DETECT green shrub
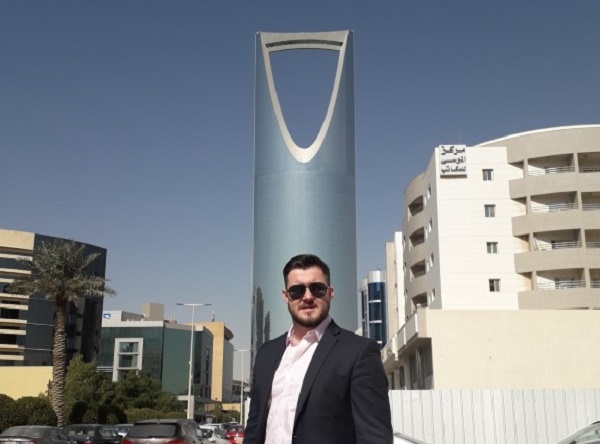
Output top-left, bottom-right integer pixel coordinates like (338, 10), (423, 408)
(98, 405), (127, 425)
(0, 394), (16, 432)
(82, 405), (99, 423)
(67, 401), (88, 424)
(125, 408), (163, 423)
(159, 411), (186, 419)
(14, 396), (56, 426)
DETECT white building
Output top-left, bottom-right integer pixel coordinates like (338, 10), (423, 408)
(382, 125), (600, 390)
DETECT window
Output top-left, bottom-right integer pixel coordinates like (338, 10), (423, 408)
(484, 204), (496, 218)
(489, 279), (500, 292)
(482, 169), (494, 181)
(487, 242), (498, 254)
(113, 338), (143, 380)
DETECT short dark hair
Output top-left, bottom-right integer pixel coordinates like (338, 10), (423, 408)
(283, 254), (331, 287)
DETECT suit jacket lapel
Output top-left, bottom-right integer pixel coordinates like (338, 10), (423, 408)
(293, 321), (340, 425)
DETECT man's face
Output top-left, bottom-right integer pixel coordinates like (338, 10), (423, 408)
(283, 266), (334, 330)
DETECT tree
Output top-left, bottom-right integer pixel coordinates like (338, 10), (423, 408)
(112, 371), (183, 413)
(64, 355), (115, 417)
(0, 394), (16, 432)
(64, 355), (116, 421)
(8, 239), (115, 426)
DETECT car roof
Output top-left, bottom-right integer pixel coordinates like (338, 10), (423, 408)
(134, 419), (184, 424)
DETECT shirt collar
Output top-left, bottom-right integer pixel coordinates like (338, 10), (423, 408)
(286, 316), (332, 346)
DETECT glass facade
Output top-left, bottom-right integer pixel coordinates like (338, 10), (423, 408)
(252, 31), (358, 363)
(98, 324), (213, 400)
(360, 275), (387, 348)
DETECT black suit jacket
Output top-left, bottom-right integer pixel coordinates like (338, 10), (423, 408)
(244, 320), (393, 444)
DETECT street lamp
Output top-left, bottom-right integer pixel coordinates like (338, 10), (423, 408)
(176, 302), (213, 419)
(235, 349), (249, 425)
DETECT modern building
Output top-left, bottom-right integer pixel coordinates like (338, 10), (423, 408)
(97, 303), (239, 414)
(382, 125), (600, 390)
(195, 321), (234, 403)
(0, 229), (107, 367)
(359, 270), (387, 348)
(98, 304), (215, 415)
(252, 31), (358, 362)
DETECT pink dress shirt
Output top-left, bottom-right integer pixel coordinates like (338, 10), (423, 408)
(264, 316), (332, 444)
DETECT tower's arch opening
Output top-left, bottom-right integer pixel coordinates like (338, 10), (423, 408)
(269, 49), (339, 148)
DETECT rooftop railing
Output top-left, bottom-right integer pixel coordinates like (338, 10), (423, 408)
(534, 241), (581, 251)
(530, 203), (578, 213)
(528, 166), (575, 176)
(411, 269), (427, 279)
(583, 203), (600, 211)
(581, 167), (600, 173)
(536, 280), (586, 290)
(587, 242), (600, 248)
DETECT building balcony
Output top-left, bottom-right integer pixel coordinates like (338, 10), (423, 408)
(514, 249), (600, 273)
(408, 195), (424, 218)
(512, 210), (598, 237)
(510, 174), (579, 199)
(528, 165), (575, 176)
(536, 280), (586, 290)
(519, 287), (600, 309)
(530, 202), (578, 214)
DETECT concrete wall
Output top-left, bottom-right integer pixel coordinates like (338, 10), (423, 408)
(422, 309), (600, 389)
(0, 366), (52, 398)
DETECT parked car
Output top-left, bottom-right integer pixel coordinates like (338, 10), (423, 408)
(224, 425), (244, 444)
(122, 419), (209, 444)
(197, 427), (229, 444)
(63, 425), (121, 444)
(393, 432), (429, 444)
(113, 425), (132, 438)
(1, 426), (72, 444)
(557, 420), (600, 444)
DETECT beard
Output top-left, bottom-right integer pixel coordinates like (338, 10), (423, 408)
(289, 300), (330, 329)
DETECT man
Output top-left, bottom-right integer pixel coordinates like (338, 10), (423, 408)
(244, 254), (393, 444)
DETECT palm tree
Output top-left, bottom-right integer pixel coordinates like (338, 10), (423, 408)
(8, 239), (115, 426)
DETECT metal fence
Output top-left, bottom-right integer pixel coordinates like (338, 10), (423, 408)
(390, 389), (600, 444)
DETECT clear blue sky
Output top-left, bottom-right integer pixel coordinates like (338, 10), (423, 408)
(2, 1), (599, 377)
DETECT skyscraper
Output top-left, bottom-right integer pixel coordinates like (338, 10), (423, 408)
(252, 31), (357, 360)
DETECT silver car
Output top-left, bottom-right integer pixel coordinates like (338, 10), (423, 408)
(393, 432), (429, 444)
(557, 421), (600, 444)
(197, 427), (228, 444)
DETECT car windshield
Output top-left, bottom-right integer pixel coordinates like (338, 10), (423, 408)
(558, 422), (600, 444)
(199, 428), (212, 438)
(128, 424), (178, 438)
(65, 427), (97, 437)
(1, 427), (46, 439)
(227, 426), (244, 433)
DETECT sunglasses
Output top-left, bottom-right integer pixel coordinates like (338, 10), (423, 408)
(286, 282), (330, 301)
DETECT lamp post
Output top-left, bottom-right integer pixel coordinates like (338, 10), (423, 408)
(176, 302), (213, 419)
(235, 349), (249, 425)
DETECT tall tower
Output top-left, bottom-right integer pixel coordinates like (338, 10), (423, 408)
(252, 31), (357, 361)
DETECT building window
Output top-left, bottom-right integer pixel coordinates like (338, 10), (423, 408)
(482, 169), (494, 181)
(113, 338), (143, 382)
(489, 279), (500, 292)
(487, 242), (498, 254)
(484, 204), (496, 218)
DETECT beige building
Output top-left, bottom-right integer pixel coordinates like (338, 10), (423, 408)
(0, 366), (52, 399)
(195, 321), (234, 403)
(0, 229), (108, 399)
(382, 125), (600, 389)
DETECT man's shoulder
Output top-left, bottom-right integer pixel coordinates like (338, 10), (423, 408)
(329, 321), (378, 346)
